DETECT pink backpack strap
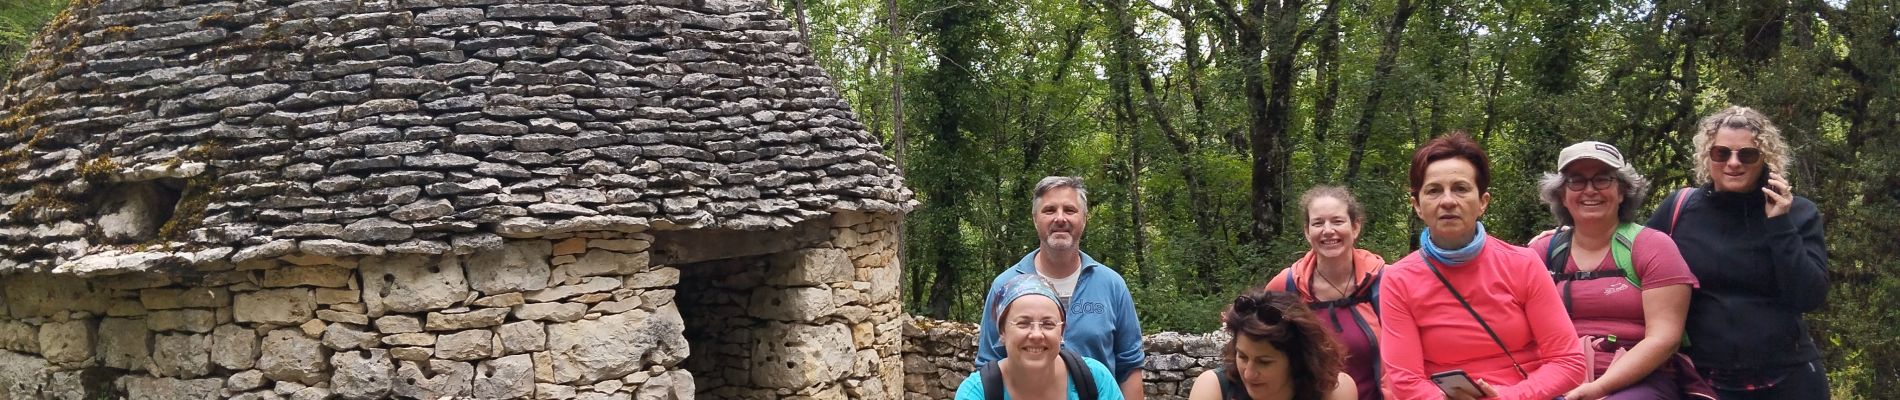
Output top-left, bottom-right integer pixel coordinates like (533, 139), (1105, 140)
(1669, 187), (1696, 233)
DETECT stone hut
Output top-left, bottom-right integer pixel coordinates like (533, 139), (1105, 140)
(0, 0), (911, 398)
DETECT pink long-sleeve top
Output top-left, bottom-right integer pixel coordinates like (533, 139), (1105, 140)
(1379, 235), (1587, 400)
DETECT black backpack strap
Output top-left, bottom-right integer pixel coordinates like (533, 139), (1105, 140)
(982, 349), (1101, 400)
(1426, 257), (1530, 379)
(981, 361), (1004, 400)
(1214, 366), (1248, 400)
(1060, 348), (1099, 400)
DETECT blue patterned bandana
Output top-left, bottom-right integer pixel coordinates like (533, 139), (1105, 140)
(992, 274), (1066, 325)
(1421, 222), (1487, 266)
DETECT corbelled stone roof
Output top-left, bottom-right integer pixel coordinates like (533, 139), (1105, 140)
(0, 0), (911, 275)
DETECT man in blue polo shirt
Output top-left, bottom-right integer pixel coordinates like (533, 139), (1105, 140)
(975, 176), (1146, 399)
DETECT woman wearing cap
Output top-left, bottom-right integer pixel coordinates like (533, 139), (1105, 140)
(957, 275), (1125, 400)
(1266, 185), (1387, 400)
(1379, 132), (1586, 400)
(1187, 289), (1357, 400)
(1646, 106), (1829, 399)
(1527, 141), (1700, 400)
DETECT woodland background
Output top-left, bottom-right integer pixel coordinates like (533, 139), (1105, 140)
(3, 0), (1896, 397)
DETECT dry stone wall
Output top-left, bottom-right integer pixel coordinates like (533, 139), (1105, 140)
(901, 318), (1229, 400)
(0, 210), (905, 399)
(0, 232), (691, 399)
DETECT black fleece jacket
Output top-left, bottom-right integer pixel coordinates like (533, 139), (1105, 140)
(1647, 186), (1829, 371)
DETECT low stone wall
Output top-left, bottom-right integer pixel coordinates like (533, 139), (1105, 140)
(0, 210), (906, 400)
(902, 318), (1228, 400)
(0, 233), (689, 400)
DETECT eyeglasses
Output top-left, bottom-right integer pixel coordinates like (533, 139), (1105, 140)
(1012, 320), (1063, 332)
(1709, 146), (1763, 165)
(1564, 175), (1616, 191)
(1232, 295), (1285, 325)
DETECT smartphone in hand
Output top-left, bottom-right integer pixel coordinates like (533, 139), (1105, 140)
(1431, 369), (1480, 397)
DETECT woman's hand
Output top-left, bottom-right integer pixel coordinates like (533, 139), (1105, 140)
(1764, 171), (1792, 218)
(1562, 382), (1603, 400)
(1445, 379), (1499, 400)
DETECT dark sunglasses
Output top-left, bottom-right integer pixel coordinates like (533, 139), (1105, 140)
(1233, 295), (1285, 325)
(1563, 175), (1616, 191)
(1709, 146), (1762, 165)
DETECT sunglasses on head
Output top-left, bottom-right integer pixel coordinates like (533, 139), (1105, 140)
(1233, 295), (1285, 325)
(1709, 146), (1763, 165)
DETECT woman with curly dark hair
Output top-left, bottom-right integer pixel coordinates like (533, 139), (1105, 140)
(1187, 289), (1356, 400)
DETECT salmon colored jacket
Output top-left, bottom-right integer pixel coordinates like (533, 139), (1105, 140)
(1266, 248), (1388, 335)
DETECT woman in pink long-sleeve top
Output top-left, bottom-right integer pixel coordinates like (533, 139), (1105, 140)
(1380, 132), (1586, 400)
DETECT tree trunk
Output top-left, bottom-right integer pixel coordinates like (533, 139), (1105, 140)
(1345, 0), (1415, 185)
(1308, 0), (1343, 179)
(792, 0), (812, 43)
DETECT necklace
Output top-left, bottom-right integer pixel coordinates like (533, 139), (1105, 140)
(1309, 257), (1356, 300)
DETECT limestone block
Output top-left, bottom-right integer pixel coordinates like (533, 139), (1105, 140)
(473, 354), (534, 399)
(767, 248), (853, 286)
(0, 350), (48, 399)
(234, 288), (317, 325)
(392, 359), (473, 399)
(867, 266), (900, 303)
(148, 309), (217, 333)
(121, 376), (223, 400)
(748, 286), (835, 322)
(436, 329), (494, 361)
(382, 333), (436, 347)
(259, 329), (329, 385)
(513, 302), (586, 322)
(751, 322), (855, 389)
(633, 370), (694, 400)
(465, 240), (552, 294)
(426, 307), (510, 330)
(97, 318), (151, 371)
(374, 315), (422, 334)
(559, 249), (643, 282)
(0, 321), (37, 353)
(588, 297), (641, 315)
(151, 333), (211, 378)
(301, 319), (327, 337)
(323, 323), (379, 350)
(38, 319), (94, 367)
(536, 382), (576, 399)
(623, 265), (676, 290)
(291, 386), (331, 400)
(552, 238), (587, 256)
(227, 369), (267, 391)
(315, 288), (360, 304)
(498, 321), (547, 354)
(389, 347), (432, 361)
(361, 254), (469, 315)
(262, 266), (355, 288)
(331, 348), (393, 399)
(5, 275), (111, 317)
(472, 292), (525, 308)
(545, 311), (651, 384)
(210, 324), (256, 370)
(140, 287), (230, 310)
(525, 277), (619, 302)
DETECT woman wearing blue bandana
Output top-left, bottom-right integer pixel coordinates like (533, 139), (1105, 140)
(1378, 133), (1586, 400)
(957, 275), (1124, 400)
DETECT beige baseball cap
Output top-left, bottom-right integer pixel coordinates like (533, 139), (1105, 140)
(1557, 141), (1626, 170)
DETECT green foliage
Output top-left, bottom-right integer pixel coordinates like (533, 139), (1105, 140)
(0, 0), (66, 84)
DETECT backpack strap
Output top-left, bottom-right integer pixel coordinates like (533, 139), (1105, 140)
(983, 349), (1099, 400)
(1668, 187), (1697, 234)
(1610, 222), (1644, 288)
(981, 360), (1004, 400)
(1060, 348), (1099, 400)
(1283, 270), (1297, 293)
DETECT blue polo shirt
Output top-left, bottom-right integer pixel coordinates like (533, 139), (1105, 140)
(974, 250), (1146, 381)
